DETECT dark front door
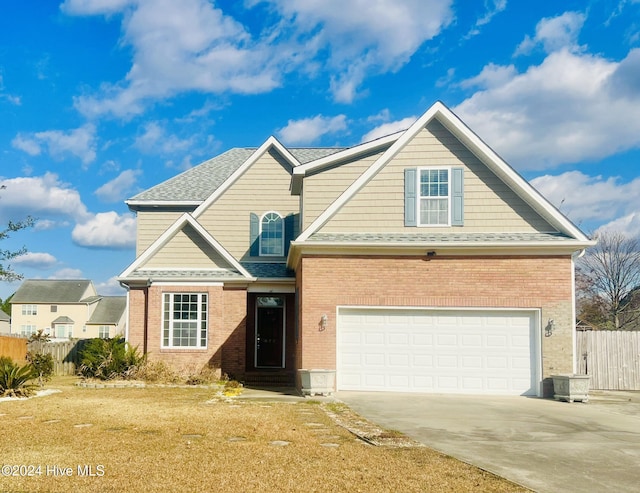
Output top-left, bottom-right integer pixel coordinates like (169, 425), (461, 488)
(255, 296), (284, 368)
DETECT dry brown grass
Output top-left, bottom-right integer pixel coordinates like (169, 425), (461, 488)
(0, 377), (529, 493)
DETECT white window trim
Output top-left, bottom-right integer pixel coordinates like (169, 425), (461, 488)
(161, 292), (208, 350)
(22, 304), (38, 316)
(417, 166), (452, 227)
(259, 211), (285, 257)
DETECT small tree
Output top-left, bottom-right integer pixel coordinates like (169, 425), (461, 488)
(0, 218), (35, 282)
(577, 231), (640, 330)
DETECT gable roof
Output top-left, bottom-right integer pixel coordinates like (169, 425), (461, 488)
(118, 213), (254, 281)
(295, 101), (592, 244)
(0, 311), (9, 322)
(127, 144), (342, 209)
(87, 297), (126, 325)
(11, 280), (96, 304)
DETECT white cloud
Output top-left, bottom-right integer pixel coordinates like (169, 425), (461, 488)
(0, 173), (90, 224)
(50, 268), (84, 279)
(515, 11), (586, 56)
(453, 46), (640, 170)
(596, 212), (640, 238)
(134, 122), (194, 154)
(95, 276), (128, 296)
(64, 0), (454, 116)
(277, 114), (348, 145)
(12, 124), (97, 166)
(95, 169), (142, 203)
(531, 171), (640, 227)
(68, 0), (282, 118)
(12, 252), (58, 269)
(361, 116), (416, 143)
(0, 74), (22, 105)
(259, 0), (454, 103)
(72, 211), (136, 249)
(11, 135), (41, 156)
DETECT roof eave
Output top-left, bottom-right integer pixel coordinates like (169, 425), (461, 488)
(286, 239), (595, 269)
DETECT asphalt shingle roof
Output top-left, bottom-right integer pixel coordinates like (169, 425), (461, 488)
(11, 280), (95, 304)
(87, 297), (126, 325)
(241, 262), (294, 278)
(129, 147), (343, 203)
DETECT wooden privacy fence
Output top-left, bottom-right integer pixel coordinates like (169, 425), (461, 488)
(576, 330), (640, 390)
(0, 335), (27, 362)
(27, 340), (90, 376)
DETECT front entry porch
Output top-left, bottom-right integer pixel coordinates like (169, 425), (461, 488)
(244, 292), (296, 386)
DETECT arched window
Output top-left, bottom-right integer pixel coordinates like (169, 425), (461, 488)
(260, 212), (284, 256)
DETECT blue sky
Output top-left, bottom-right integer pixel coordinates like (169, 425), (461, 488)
(2, 0), (640, 300)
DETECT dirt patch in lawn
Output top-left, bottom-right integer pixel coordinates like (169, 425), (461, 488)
(0, 377), (529, 492)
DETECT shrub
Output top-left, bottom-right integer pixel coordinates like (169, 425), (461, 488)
(78, 338), (145, 380)
(26, 352), (54, 385)
(134, 360), (180, 384)
(0, 359), (37, 398)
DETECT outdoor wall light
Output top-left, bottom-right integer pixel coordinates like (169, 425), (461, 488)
(545, 318), (555, 337)
(319, 314), (328, 331)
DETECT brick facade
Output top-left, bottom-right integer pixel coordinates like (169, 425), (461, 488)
(297, 254), (575, 396)
(127, 285), (247, 380)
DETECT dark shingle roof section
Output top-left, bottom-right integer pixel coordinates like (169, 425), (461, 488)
(87, 297), (126, 325)
(52, 316), (75, 324)
(241, 263), (294, 278)
(128, 147), (345, 204)
(307, 232), (573, 243)
(11, 280), (94, 304)
(0, 311), (9, 322)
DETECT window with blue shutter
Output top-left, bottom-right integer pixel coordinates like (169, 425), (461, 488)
(404, 168), (417, 227)
(407, 167), (464, 227)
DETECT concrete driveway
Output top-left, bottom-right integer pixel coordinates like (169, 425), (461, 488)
(336, 391), (640, 493)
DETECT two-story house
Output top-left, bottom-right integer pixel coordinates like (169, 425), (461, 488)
(10, 280), (126, 340)
(118, 101), (594, 396)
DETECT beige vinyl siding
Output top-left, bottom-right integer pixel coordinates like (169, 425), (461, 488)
(302, 150), (384, 229)
(136, 211), (184, 255)
(197, 149), (300, 260)
(320, 119), (556, 234)
(142, 225), (232, 269)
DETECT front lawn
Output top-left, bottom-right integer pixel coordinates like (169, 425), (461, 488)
(0, 377), (528, 492)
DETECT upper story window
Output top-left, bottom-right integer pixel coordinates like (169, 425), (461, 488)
(419, 169), (450, 226)
(162, 293), (208, 349)
(22, 304), (37, 316)
(405, 167), (464, 227)
(260, 212), (284, 256)
(51, 305), (57, 313)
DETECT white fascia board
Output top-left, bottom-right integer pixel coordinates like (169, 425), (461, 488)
(185, 215), (253, 279)
(125, 200), (202, 209)
(296, 104), (445, 242)
(118, 213), (254, 280)
(192, 136), (300, 219)
(436, 106), (591, 242)
(119, 213), (192, 278)
(290, 132), (401, 195)
(296, 101), (592, 243)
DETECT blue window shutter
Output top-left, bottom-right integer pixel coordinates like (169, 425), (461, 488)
(249, 213), (259, 256)
(451, 167), (464, 226)
(284, 214), (295, 256)
(404, 168), (417, 227)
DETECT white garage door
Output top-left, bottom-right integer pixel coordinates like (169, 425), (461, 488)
(337, 308), (539, 396)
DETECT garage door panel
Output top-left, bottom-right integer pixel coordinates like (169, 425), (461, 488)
(337, 308), (538, 396)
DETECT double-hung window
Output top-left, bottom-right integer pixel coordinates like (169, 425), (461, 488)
(22, 304), (37, 316)
(405, 167), (464, 227)
(419, 168), (450, 226)
(162, 293), (208, 348)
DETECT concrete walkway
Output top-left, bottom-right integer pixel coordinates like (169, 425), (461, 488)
(337, 390), (640, 493)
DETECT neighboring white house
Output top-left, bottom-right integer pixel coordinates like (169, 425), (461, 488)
(10, 279), (126, 340)
(0, 310), (10, 335)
